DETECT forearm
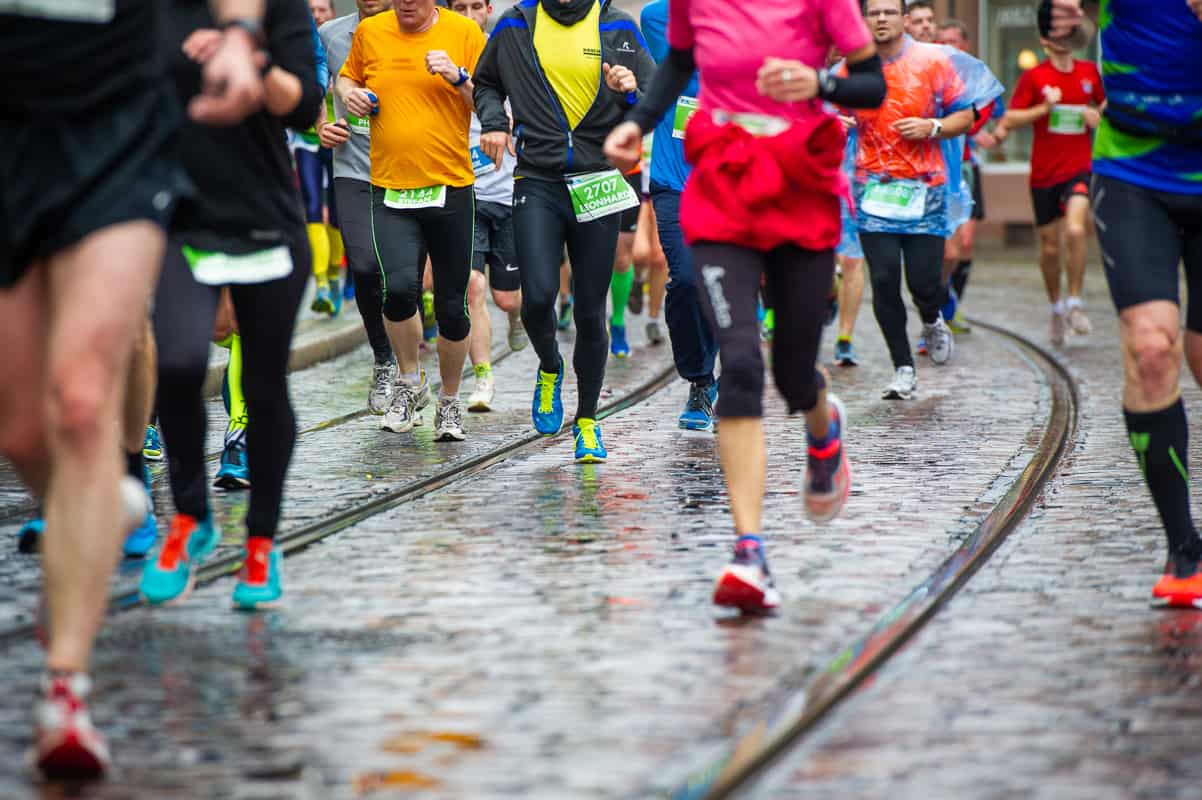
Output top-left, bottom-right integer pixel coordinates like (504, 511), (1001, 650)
(336, 74), (362, 104)
(210, 0), (264, 21)
(456, 80), (475, 113)
(626, 47), (695, 133)
(1002, 103), (1051, 129)
(821, 52), (885, 110)
(938, 108), (975, 138)
(263, 67), (303, 117)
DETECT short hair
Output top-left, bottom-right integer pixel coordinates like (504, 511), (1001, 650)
(863, 0), (905, 14)
(906, 0), (934, 12)
(939, 18), (971, 39)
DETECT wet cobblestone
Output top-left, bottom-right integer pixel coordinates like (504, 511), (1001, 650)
(0, 285), (1049, 797)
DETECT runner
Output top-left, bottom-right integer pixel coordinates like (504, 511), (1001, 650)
(1043, 0), (1202, 607)
(473, 0), (654, 462)
(0, 0), (265, 778)
(903, 0), (936, 43)
(311, 0), (335, 24)
(338, 0), (484, 440)
(1002, 25), (1103, 346)
(639, 0), (719, 431)
(296, 11), (339, 316)
(608, 0), (885, 610)
(849, 0), (995, 400)
(317, 0), (398, 415)
(609, 166), (644, 358)
(140, 0), (320, 616)
(448, 0), (527, 413)
(834, 108), (866, 367)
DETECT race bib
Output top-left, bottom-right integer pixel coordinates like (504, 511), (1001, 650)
(347, 113), (371, 136)
(470, 146), (495, 177)
(0, 0), (114, 22)
(181, 245), (294, 286)
(1048, 105), (1087, 135)
(861, 178), (929, 222)
(672, 96), (699, 140)
(384, 186), (447, 210)
(712, 110), (790, 138)
(565, 170), (640, 223)
(294, 129), (321, 152)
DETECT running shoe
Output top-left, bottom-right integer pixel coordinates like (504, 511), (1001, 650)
(941, 286), (958, 328)
(557, 295), (574, 330)
(532, 359), (564, 435)
(916, 337), (928, 356)
(1050, 308), (1067, 347)
(1152, 555), (1202, 609)
(17, 517), (43, 554)
(610, 323), (631, 358)
(310, 285), (334, 314)
(508, 318), (529, 352)
(142, 423), (164, 461)
(123, 464), (158, 558)
(834, 338), (858, 367)
(947, 310), (973, 334)
(1067, 306), (1092, 336)
(467, 371), (496, 412)
(713, 535), (780, 612)
(882, 365), (917, 400)
(645, 320), (665, 346)
(343, 273), (356, 300)
(232, 538), (282, 610)
(139, 513), (221, 605)
(628, 279), (645, 315)
(214, 434), (250, 490)
(573, 418), (607, 463)
(29, 672), (110, 780)
(434, 396), (467, 441)
(328, 278), (343, 317)
(368, 361), (395, 415)
(421, 290), (438, 343)
(679, 380), (717, 432)
(381, 372), (430, 433)
(804, 394), (851, 523)
(925, 316), (954, 365)
(761, 308), (775, 343)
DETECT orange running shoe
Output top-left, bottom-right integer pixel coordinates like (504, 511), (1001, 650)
(1152, 557), (1202, 609)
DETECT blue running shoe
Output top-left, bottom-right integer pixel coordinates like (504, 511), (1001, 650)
(941, 286), (958, 327)
(123, 463), (157, 558)
(679, 380), (717, 431)
(329, 278), (343, 317)
(310, 286), (334, 314)
(557, 296), (573, 330)
(17, 517), (44, 554)
(573, 418), (607, 463)
(343, 273), (356, 301)
(142, 424), (164, 462)
(713, 534), (780, 612)
(140, 514), (221, 605)
(610, 323), (630, 358)
(532, 360), (564, 435)
(834, 338), (859, 367)
(805, 393), (851, 524)
(215, 435), (250, 490)
(232, 539), (283, 610)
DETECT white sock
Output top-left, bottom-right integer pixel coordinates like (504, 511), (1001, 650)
(399, 371), (420, 385)
(439, 390), (458, 402)
(1052, 300), (1066, 315)
(1066, 296), (1083, 310)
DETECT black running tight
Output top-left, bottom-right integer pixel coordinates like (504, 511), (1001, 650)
(153, 238), (308, 538)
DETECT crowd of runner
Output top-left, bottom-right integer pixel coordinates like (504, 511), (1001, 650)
(0, 0), (1199, 782)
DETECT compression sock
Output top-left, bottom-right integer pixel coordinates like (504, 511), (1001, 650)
(307, 222), (330, 287)
(327, 225), (344, 275)
(1124, 400), (1202, 561)
(226, 333), (248, 439)
(610, 268), (634, 326)
(952, 259), (972, 300)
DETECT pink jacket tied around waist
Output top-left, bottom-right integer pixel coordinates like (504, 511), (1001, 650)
(680, 109), (851, 253)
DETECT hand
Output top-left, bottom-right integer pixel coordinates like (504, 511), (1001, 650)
(344, 87), (375, 117)
(603, 121), (643, 172)
(426, 50), (460, 84)
(189, 25), (266, 125)
(1047, 0), (1084, 39)
(1190, 0), (1202, 21)
(973, 130), (998, 149)
(839, 114), (857, 132)
(1082, 106), (1101, 129)
(182, 28), (223, 64)
(320, 118), (351, 147)
(992, 122), (1010, 143)
(603, 62), (637, 93)
(1041, 85), (1063, 106)
(480, 131), (513, 170)
(756, 57), (819, 103)
(892, 117), (935, 141)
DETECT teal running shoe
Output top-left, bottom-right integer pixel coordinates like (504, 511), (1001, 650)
(532, 359), (564, 435)
(679, 381), (718, 432)
(123, 464), (157, 558)
(573, 418), (607, 463)
(609, 323), (630, 358)
(232, 540), (283, 610)
(329, 278), (343, 317)
(142, 424), (164, 461)
(140, 514), (221, 605)
(17, 517), (44, 554)
(310, 286), (334, 314)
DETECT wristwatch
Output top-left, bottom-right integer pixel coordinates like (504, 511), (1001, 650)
(452, 67), (470, 87)
(928, 118), (944, 139)
(816, 68), (838, 99)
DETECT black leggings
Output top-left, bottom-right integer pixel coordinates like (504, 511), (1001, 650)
(859, 232), (945, 369)
(513, 177), (619, 420)
(369, 183), (472, 340)
(693, 241), (833, 418)
(335, 178), (392, 364)
(153, 238), (308, 539)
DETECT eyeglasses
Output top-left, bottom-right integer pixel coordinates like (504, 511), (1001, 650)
(864, 9), (901, 18)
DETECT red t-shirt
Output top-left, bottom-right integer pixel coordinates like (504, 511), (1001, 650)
(1009, 59), (1105, 188)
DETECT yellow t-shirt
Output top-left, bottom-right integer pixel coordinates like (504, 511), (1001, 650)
(340, 9), (485, 190)
(533, 1), (602, 130)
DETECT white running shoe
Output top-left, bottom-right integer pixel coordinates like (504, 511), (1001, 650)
(467, 373), (496, 412)
(29, 672), (111, 780)
(434, 396), (466, 441)
(368, 362), (395, 415)
(1067, 306), (1092, 336)
(1050, 308), (1067, 346)
(882, 365), (917, 400)
(926, 316), (954, 365)
(381, 373), (429, 433)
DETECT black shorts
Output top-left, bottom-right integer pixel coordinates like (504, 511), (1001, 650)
(472, 199), (520, 292)
(1092, 173), (1202, 332)
(618, 172), (642, 233)
(0, 84), (188, 288)
(1031, 172), (1091, 227)
(970, 162), (985, 220)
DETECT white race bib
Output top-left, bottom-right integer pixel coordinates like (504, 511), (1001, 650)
(861, 178), (929, 221)
(565, 170), (640, 223)
(347, 113), (371, 136)
(672, 96), (699, 140)
(384, 186), (447, 210)
(712, 110), (790, 138)
(182, 245), (294, 286)
(0, 0), (114, 22)
(1048, 104), (1088, 135)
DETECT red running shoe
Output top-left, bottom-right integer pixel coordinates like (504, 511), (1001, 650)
(713, 535), (781, 612)
(1152, 557), (1202, 609)
(29, 672), (110, 780)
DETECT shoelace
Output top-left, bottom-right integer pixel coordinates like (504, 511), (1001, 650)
(441, 400), (462, 430)
(372, 366), (392, 394)
(537, 371), (557, 414)
(576, 422), (601, 450)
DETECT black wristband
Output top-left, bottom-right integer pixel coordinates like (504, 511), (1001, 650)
(220, 18), (267, 49)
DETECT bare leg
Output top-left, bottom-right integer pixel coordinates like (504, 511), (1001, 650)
(1064, 194), (1090, 299)
(385, 314), (424, 377)
(718, 417), (766, 535)
(837, 256), (865, 341)
(123, 319), (157, 454)
(468, 270), (491, 367)
(1037, 221), (1063, 304)
(437, 334), (469, 396)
